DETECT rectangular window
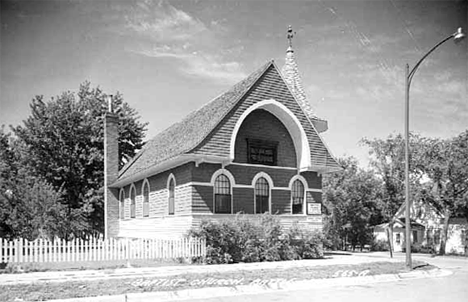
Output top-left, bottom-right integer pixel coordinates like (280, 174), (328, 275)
(215, 194), (231, 213)
(247, 139), (278, 166)
(412, 230), (418, 243)
(396, 233), (401, 244)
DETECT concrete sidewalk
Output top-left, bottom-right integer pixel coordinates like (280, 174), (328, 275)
(0, 254), (400, 285)
(42, 268), (452, 302)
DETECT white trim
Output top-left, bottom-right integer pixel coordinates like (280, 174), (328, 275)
(253, 172), (273, 214)
(212, 169), (234, 214)
(272, 61), (341, 173)
(229, 162), (298, 171)
(229, 99), (311, 171)
(288, 175), (309, 190)
(289, 175), (307, 215)
(113, 154), (229, 188)
(307, 188), (322, 193)
(142, 178), (151, 194)
(167, 174), (176, 215)
(210, 168), (236, 186)
(129, 184), (136, 218)
(119, 188), (125, 220)
(141, 178), (150, 218)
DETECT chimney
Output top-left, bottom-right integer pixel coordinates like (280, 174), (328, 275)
(104, 95), (120, 238)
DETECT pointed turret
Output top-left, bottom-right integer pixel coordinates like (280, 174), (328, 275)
(282, 25), (328, 133)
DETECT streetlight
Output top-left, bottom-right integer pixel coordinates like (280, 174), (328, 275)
(404, 27), (465, 269)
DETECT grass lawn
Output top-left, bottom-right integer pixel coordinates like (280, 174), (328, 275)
(0, 258), (191, 274)
(0, 260), (435, 302)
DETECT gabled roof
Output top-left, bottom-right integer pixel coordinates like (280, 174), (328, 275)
(114, 60), (341, 187)
(117, 61), (273, 184)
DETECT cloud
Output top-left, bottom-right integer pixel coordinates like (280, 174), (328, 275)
(119, 0), (246, 83)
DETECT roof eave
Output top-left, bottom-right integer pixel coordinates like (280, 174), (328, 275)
(110, 154), (230, 188)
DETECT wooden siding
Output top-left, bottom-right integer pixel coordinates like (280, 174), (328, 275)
(191, 214), (322, 231)
(119, 215), (194, 238)
(233, 109), (296, 167)
(226, 164), (297, 187)
(271, 189), (291, 214)
(301, 171), (322, 189)
(190, 66), (332, 168)
(192, 185), (214, 213)
(233, 187), (255, 214)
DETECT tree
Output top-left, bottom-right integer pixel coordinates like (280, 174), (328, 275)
(9, 82), (147, 237)
(0, 127), (70, 240)
(361, 133), (425, 253)
(323, 156), (383, 251)
(419, 131), (468, 254)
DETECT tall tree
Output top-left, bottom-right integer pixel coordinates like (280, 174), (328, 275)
(419, 131), (468, 254)
(10, 82), (147, 237)
(323, 156), (383, 251)
(361, 133), (425, 253)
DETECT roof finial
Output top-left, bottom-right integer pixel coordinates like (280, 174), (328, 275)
(287, 25), (295, 48)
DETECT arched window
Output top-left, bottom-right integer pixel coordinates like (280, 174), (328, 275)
(130, 185), (136, 218)
(168, 177), (175, 215)
(255, 177), (269, 214)
(214, 174), (231, 214)
(119, 189), (125, 219)
(142, 180), (150, 217)
(291, 179), (305, 214)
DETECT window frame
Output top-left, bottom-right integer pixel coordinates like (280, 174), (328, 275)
(167, 174), (176, 215)
(290, 178), (306, 215)
(142, 179), (150, 218)
(119, 189), (125, 219)
(254, 176), (270, 214)
(246, 138), (278, 166)
(129, 184), (136, 218)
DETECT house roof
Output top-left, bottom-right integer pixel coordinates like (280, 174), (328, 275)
(117, 61), (273, 183)
(114, 58), (342, 187)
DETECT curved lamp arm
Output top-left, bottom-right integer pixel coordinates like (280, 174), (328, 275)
(408, 28), (465, 87)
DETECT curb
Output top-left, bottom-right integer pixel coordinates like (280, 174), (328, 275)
(42, 268), (453, 302)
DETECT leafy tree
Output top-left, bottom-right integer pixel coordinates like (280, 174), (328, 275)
(0, 128), (70, 240)
(361, 133), (425, 253)
(323, 156), (383, 251)
(8, 82), (147, 237)
(419, 131), (468, 254)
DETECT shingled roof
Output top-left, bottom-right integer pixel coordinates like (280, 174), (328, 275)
(116, 61), (273, 184)
(114, 59), (342, 187)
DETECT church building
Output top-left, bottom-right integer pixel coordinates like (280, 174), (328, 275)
(104, 27), (342, 238)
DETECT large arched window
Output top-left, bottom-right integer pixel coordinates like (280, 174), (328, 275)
(142, 180), (150, 217)
(130, 185), (136, 218)
(255, 177), (269, 214)
(119, 189), (125, 219)
(291, 179), (305, 214)
(168, 176), (175, 215)
(214, 174), (231, 214)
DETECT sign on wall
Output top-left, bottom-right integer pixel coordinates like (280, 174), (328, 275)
(247, 139), (278, 166)
(307, 203), (321, 215)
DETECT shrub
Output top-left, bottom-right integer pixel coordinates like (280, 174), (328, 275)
(371, 239), (389, 251)
(189, 214), (324, 264)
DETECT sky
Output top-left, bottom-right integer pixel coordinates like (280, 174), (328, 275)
(1, 0), (467, 167)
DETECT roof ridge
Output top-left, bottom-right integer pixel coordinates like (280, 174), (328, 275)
(118, 60), (274, 178)
(187, 60), (274, 153)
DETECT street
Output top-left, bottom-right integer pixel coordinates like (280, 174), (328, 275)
(185, 253), (468, 302)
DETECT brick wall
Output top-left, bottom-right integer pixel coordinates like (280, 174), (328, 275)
(104, 112), (120, 238)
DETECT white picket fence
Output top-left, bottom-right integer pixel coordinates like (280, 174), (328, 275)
(0, 237), (206, 263)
